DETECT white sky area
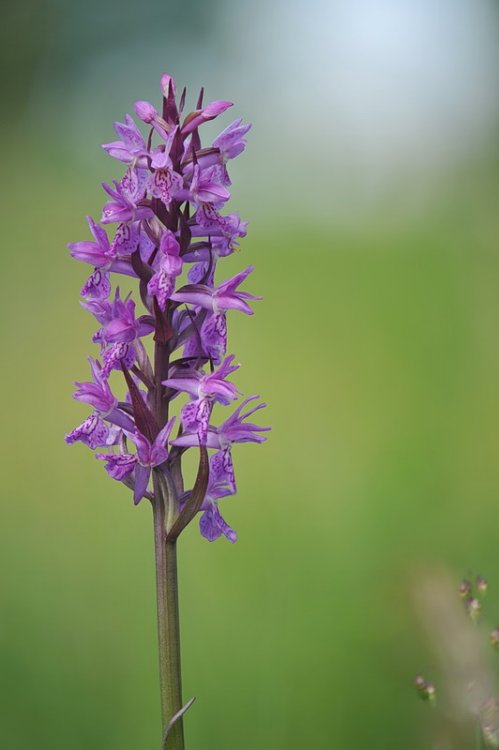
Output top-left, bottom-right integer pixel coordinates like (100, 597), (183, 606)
(39, 0), (499, 226)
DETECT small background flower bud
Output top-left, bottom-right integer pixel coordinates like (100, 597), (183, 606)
(466, 596), (481, 622)
(477, 575), (488, 596)
(414, 675), (436, 703)
(459, 579), (472, 598)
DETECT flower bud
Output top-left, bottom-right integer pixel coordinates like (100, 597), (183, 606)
(181, 100), (233, 135)
(415, 675), (435, 702)
(459, 579), (472, 598)
(466, 597), (481, 622)
(134, 100), (158, 124)
(490, 629), (499, 650)
(160, 73), (177, 98)
(477, 575), (488, 596)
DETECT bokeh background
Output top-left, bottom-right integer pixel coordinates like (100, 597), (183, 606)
(3, 0), (499, 747)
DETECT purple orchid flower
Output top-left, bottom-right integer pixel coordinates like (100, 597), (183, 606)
(69, 218), (139, 298)
(213, 118), (252, 161)
(189, 211), (248, 242)
(172, 396), (269, 503)
(181, 100), (233, 135)
(216, 396), (269, 445)
(71, 357), (135, 432)
(172, 267), (260, 362)
(80, 299), (113, 339)
(102, 289), (154, 344)
(101, 168), (153, 225)
(147, 129), (184, 207)
(171, 265), (260, 315)
(73, 357), (117, 413)
(80, 268), (111, 300)
(69, 216), (114, 268)
(198, 313), (228, 364)
(147, 229), (183, 310)
(96, 418), (176, 504)
(199, 502), (237, 543)
(84, 224), (142, 283)
(186, 164), (230, 208)
(102, 114), (149, 167)
(205, 119), (252, 186)
(164, 355), (240, 403)
(185, 237), (237, 285)
(178, 448), (237, 542)
(172, 395), (269, 450)
(65, 413), (111, 449)
(163, 356), (240, 443)
(101, 342), (136, 377)
(210, 447), (236, 494)
(199, 451), (238, 542)
(111, 221), (141, 256)
(149, 150), (184, 207)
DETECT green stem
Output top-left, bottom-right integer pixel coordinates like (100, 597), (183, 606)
(476, 720), (486, 750)
(153, 476), (184, 750)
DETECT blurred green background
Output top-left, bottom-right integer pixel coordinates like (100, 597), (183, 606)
(3, 0), (499, 748)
